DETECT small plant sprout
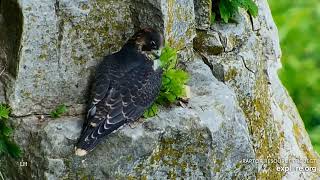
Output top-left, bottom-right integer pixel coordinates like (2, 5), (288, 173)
(0, 104), (22, 158)
(50, 104), (68, 118)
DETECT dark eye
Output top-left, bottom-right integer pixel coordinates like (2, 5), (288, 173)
(151, 41), (157, 48)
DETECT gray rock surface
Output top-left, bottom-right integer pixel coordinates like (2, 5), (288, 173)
(194, 0), (212, 30)
(1, 0), (135, 116)
(0, 0), (319, 179)
(1, 59), (257, 179)
(1, 0), (196, 116)
(0, 13), (8, 104)
(194, 30), (224, 55)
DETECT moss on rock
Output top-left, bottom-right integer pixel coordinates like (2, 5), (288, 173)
(128, 128), (212, 179)
(239, 63), (283, 179)
(194, 30), (224, 55)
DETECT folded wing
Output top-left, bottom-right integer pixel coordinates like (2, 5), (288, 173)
(76, 60), (162, 153)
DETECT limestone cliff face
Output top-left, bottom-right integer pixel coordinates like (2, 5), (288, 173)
(0, 0), (319, 179)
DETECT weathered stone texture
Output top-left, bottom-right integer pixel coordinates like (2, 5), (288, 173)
(1, 0), (196, 116)
(1, 0), (134, 116)
(194, 0), (212, 29)
(0, 0), (319, 179)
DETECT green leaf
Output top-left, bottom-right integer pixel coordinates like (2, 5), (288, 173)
(0, 104), (22, 158)
(157, 69), (189, 104)
(144, 45), (189, 117)
(5, 141), (22, 159)
(160, 45), (178, 70)
(214, 0), (258, 23)
(0, 139), (7, 153)
(50, 104), (67, 118)
(219, 0), (232, 23)
(240, 0), (258, 17)
(2, 125), (13, 136)
(143, 103), (159, 118)
(0, 104), (10, 119)
(165, 92), (177, 103)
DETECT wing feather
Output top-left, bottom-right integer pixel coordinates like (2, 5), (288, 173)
(76, 58), (162, 152)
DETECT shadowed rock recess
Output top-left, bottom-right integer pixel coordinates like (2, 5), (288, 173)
(0, 0), (319, 179)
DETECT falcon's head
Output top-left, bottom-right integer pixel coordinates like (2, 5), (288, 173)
(129, 28), (164, 59)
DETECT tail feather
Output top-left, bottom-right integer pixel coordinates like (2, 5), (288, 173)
(75, 119), (127, 156)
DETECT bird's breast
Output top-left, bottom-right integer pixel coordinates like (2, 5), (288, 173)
(153, 59), (161, 71)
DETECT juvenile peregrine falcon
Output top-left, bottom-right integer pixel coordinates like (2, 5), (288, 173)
(75, 28), (164, 156)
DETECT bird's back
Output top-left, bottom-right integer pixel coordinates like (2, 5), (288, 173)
(75, 46), (162, 156)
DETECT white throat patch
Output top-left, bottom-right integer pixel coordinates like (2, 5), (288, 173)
(153, 59), (161, 71)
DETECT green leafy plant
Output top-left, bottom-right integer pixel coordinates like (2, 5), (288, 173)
(212, 0), (258, 23)
(156, 69), (189, 104)
(143, 103), (159, 118)
(0, 104), (22, 158)
(50, 104), (68, 118)
(143, 46), (189, 118)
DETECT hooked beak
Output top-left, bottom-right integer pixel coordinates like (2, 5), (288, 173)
(151, 49), (162, 59)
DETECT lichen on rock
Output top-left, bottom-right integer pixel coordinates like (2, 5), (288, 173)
(0, 0), (319, 179)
